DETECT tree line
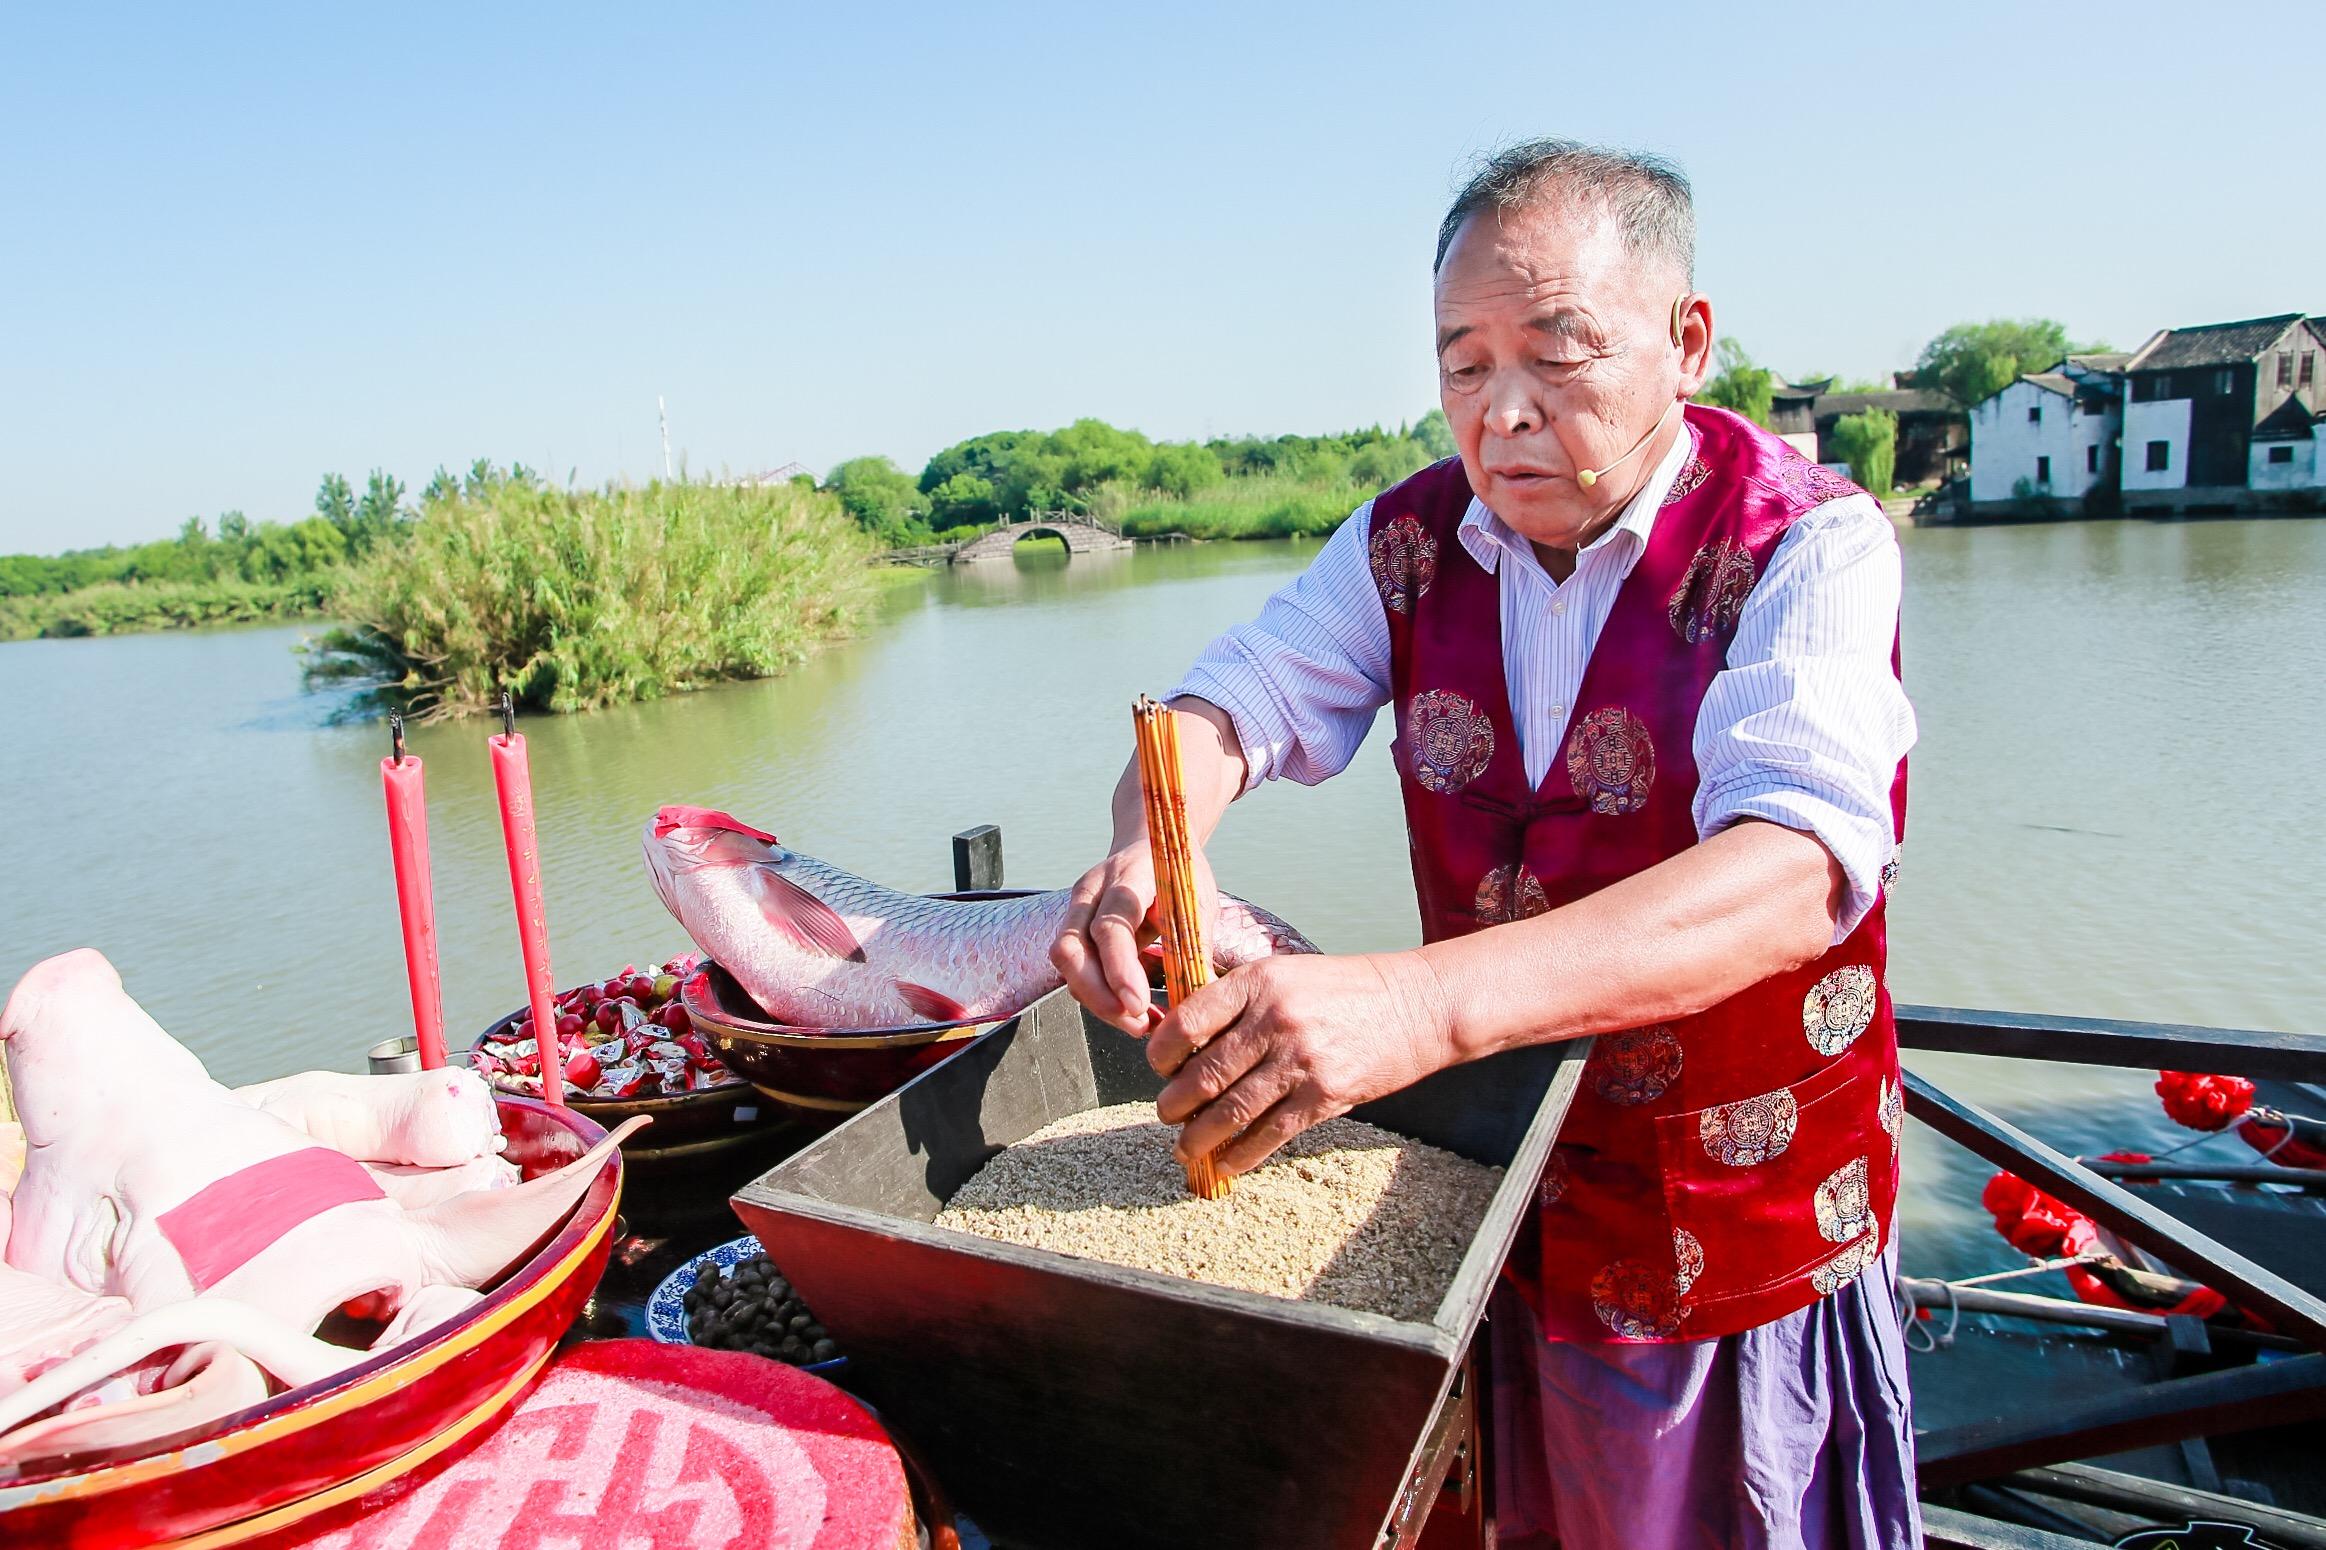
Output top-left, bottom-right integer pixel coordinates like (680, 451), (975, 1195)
(822, 412), (1457, 546)
(0, 461), (551, 601)
(1694, 317), (2111, 496)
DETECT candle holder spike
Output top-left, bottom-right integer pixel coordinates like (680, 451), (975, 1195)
(500, 690), (516, 741)
(388, 711), (407, 766)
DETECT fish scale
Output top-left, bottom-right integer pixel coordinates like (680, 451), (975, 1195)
(643, 808), (1315, 1028)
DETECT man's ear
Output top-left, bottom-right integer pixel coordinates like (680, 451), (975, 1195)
(1674, 293), (1716, 397)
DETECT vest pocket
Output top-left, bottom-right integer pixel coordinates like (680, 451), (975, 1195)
(1650, 1049), (1887, 1319)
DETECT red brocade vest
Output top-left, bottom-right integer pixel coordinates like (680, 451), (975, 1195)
(1369, 406), (1907, 1345)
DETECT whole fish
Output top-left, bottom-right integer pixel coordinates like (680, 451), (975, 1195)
(643, 806), (1317, 1028)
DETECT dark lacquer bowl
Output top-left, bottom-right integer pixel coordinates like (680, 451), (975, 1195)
(0, 1096), (623, 1549)
(683, 962), (1013, 1116)
(472, 1006), (779, 1165)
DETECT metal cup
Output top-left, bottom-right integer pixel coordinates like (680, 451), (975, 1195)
(366, 1034), (422, 1075)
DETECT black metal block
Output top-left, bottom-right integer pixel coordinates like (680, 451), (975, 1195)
(952, 824), (1004, 892)
(731, 987), (1583, 1550)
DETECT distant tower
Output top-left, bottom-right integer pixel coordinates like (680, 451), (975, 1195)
(658, 396), (674, 483)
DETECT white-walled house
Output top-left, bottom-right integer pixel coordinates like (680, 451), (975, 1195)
(1966, 316), (2326, 512)
(1967, 355), (2125, 505)
(2119, 315), (2326, 510)
(2250, 392), (2324, 490)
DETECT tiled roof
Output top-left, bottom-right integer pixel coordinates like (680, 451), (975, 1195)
(1812, 389), (1957, 419)
(2021, 373), (2076, 398)
(2253, 393), (2321, 440)
(2065, 352), (2131, 373)
(2125, 315), (2304, 373)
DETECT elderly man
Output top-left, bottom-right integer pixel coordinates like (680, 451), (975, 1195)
(1051, 139), (1920, 1549)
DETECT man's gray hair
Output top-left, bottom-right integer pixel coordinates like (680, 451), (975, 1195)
(1435, 139), (1695, 284)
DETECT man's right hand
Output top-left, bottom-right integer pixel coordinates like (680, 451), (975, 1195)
(1050, 844), (1159, 1034)
(1050, 698), (1245, 1034)
(1050, 839), (1223, 1035)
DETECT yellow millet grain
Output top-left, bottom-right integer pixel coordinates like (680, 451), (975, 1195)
(934, 1103), (1500, 1322)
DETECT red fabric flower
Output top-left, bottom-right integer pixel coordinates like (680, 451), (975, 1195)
(1982, 1169), (2081, 1256)
(2156, 1071), (2254, 1131)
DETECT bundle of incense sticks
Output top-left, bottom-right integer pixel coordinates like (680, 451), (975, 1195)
(1132, 696), (1230, 1201)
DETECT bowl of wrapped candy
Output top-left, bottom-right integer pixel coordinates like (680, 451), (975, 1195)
(471, 955), (783, 1161)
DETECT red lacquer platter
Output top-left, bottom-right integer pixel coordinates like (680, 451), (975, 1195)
(0, 1095), (624, 1549)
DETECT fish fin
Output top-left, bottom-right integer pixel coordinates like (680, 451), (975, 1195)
(893, 981), (970, 1024)
(745, 867), (868, 963)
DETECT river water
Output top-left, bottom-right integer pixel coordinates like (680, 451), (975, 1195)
(1, 519), (2320, 1283)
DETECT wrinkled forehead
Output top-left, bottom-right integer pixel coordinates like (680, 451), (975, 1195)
(1433, 202), (1659, 337)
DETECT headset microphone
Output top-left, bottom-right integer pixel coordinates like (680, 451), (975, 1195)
(1576, 398), (1679, 489)
(1575, 292), (1694, 490)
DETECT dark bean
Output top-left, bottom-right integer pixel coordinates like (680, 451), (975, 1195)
(811, 1340), (838, 1361)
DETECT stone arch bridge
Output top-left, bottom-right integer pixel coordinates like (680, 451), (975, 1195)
(949, 517), (1133, 564)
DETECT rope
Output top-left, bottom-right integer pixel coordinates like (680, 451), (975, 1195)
(2248, 1107), (2323, 1163)
(1897, 1253), (2108, 1353)
(2116, 1126), (2235, 1164)
(1952, 1253), (2106, 1290)
(1901, 1278), (1958, 1352)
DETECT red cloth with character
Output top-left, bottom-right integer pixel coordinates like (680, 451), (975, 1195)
(1367, 404), (1908, 1344)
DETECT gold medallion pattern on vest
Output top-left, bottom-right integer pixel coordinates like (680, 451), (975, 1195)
(1539, 1147), (1571, 1207)
(1565, 707), (1657, 815)
(1407, 689), (1495, 795)
(1699, 1087), (1799, 1166)
(1672, 1228), (1705, 1297)
(1369, 513), (1438, 616)
(1803, 964), (1878, 1056)
(1666, 539), (1756, 644)
(1591, 1257), (1685, 1340)
(1810, 1232), (1880, 1295)
(1814, 1157), (1874, 1244)
(1592, 1026), (1683, 1106)
(1474, 862), (1550, 924)
(1661, 451), (1711, 507)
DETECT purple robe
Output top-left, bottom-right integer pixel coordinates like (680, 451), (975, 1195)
(1489, 1244), (1921, 1549)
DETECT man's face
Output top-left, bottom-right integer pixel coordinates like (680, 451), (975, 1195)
(1433, 202), (1698, 549)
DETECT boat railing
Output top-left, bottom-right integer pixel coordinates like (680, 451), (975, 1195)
(937, 827), (2326, 1546)
(1894, 1004), (2326, 1510)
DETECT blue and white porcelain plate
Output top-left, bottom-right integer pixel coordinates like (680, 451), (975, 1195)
(645, 1234), (846, 1374)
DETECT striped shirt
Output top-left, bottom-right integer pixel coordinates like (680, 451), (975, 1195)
(1170, 430), (1917, 941)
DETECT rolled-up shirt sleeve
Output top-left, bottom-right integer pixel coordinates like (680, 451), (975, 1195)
(1169, 501), (1393, 789)
(1692, 494), (1917, 941)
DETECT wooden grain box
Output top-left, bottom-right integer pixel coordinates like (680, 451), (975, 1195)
(731, 987), (1584, 1550)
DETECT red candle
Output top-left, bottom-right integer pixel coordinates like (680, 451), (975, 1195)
(380, 717), (447, 1070)
(490, 714), (565, 1108)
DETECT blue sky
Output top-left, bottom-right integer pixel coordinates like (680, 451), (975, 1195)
(3, 1), (2316, 552)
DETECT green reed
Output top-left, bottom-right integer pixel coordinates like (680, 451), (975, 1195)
(0, 576), (329, 641)
(1106, 476), (1364, 541)
(306, 478), (877, 719)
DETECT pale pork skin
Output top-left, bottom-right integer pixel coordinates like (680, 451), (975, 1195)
(0, 949), (642, 1462)
(642, 806), (1316, 1028)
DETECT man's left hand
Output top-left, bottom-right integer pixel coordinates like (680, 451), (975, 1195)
(1149, 952), (1455, 1178)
